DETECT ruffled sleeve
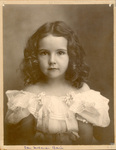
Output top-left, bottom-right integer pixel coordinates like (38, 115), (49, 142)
(69, 90), (110, 127)
(5, 90), (44, 124)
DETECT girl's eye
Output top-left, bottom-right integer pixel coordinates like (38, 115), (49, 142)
(57, 51), (65, 55)
(39, 51), (48, 56)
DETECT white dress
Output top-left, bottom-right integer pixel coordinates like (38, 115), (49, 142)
(5, 89), (110, 144)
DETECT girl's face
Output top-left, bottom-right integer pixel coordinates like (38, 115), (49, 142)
(38, 34), (69, 80)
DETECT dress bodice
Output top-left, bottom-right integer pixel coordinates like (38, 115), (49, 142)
(5, 89), (110, 144)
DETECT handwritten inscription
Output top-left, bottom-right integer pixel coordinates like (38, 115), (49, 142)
(24, 146), (63, 150)
(33, 146), (49, 149)
(52, 146), (63, 150)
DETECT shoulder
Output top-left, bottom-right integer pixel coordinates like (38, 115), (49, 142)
(23, 83), (41, 94)
(79, 82), (90, 93)
(69, 82), (90, 94)
(78, 82), (90, 93)
(23, 84), (35, 92)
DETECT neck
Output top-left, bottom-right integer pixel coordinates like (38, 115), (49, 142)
(38, 76), (72, 96)
(41, 76), (68, 87)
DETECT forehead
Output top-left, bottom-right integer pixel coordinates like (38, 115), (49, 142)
(39, 34), (67, 50)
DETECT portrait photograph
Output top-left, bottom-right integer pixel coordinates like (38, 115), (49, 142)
(0, 1), (115, 150)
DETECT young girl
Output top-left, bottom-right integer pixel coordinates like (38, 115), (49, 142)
(5, 21), (110, 145)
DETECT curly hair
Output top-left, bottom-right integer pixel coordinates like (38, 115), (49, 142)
(20, 21), (90, 88)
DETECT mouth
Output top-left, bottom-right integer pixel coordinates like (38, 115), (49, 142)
(48, 68), (59, 70)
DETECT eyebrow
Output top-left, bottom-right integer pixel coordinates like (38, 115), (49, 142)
(38, 49), (48, 51)
(38, 49), (67, 51)
(57, 49), (67, 51)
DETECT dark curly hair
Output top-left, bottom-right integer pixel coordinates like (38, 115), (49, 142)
(20, 21), (90, 88)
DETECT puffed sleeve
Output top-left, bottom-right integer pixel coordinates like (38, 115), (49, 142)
(69, 90), (110, 127)
(5, 90), (43, 124)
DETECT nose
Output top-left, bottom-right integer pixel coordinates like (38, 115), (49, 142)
(49, 54), (56, 65)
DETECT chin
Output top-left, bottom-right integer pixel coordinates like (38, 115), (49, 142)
(47, 74), (65, 79)
(47, 75), (61, 79)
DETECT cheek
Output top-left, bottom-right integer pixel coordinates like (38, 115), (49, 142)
(38, 58), (46, 72)
(38, 57), (47, 65)
(64, 56), (69, 66)
(59, 56), (69, 70)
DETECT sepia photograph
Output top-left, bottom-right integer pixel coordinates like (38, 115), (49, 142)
(1, 1), (115, 150)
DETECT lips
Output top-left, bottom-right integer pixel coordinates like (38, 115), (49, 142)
(48, 68), (59, 70)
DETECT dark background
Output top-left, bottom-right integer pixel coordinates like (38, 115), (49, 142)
(3, 4), (114, 144)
